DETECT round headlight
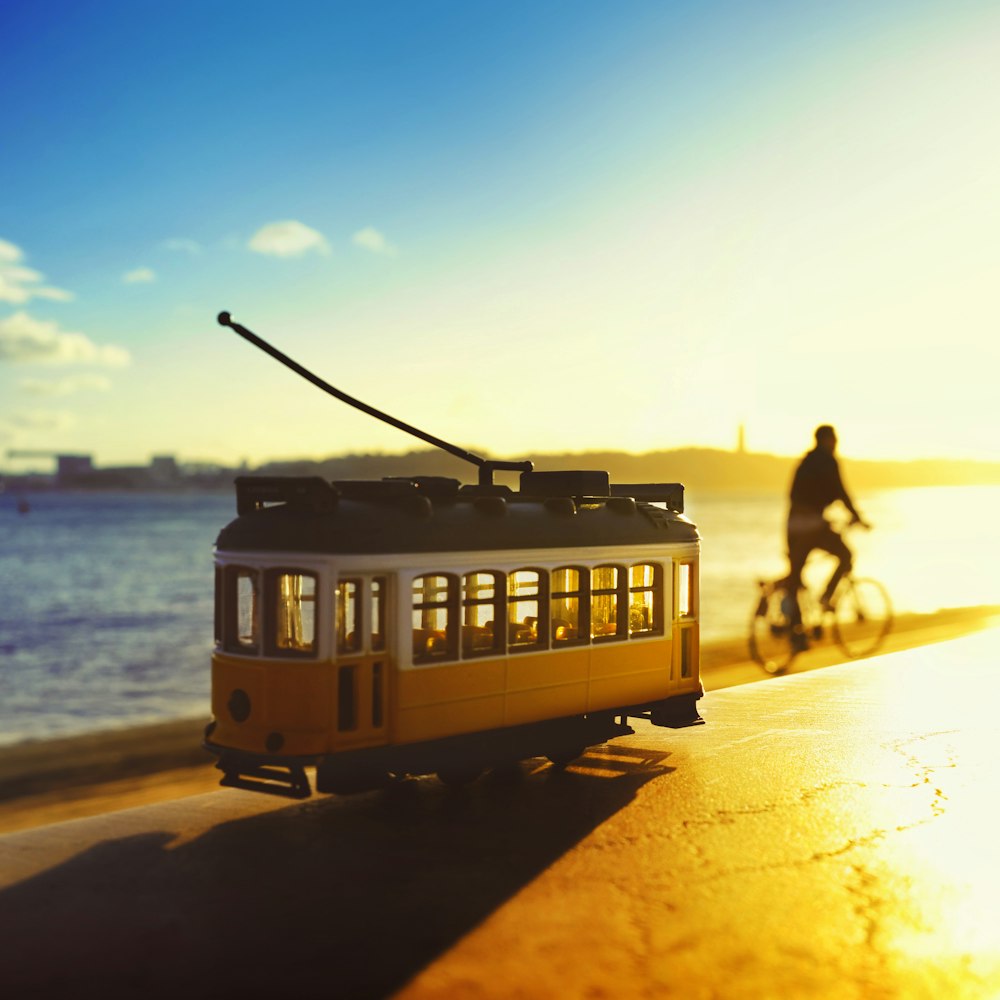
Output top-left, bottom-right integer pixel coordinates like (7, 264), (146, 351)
(228, 688), (251, 723)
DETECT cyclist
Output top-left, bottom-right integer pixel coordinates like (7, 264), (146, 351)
(784, 425), (870, 649)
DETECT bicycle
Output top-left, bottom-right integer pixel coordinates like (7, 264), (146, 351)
(748, 571), (893, 675)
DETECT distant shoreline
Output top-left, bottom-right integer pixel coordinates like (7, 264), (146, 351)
(4, 446), (1000, 495)
(1, 603), (996, 835)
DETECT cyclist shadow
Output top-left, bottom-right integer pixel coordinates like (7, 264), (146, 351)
(0, 744), (674, 999)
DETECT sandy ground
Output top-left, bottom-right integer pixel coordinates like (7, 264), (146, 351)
(1, 604), (997, 835)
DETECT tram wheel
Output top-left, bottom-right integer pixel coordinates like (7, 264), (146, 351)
(547, 746), (585, 767)
(316, 764), (391, 795)
(436, 767), (483, 788)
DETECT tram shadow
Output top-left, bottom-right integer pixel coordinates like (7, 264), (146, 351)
(0, 744), (673, 999)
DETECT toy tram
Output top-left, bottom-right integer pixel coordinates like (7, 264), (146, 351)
(204, 314), (703, 798)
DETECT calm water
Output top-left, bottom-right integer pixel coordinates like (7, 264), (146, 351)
(1, 485), (997, 746)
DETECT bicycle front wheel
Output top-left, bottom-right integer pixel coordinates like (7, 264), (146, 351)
(749, 587), (796, 675)
(832, 577), (893, 658)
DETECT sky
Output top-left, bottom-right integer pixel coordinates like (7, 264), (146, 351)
(2, 0), (999, 472)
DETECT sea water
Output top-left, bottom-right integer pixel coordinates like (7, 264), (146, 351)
(1, 485), (997, 745)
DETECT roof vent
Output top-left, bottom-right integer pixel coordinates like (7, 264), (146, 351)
(520, 470), (610, 498)
(385, 476), (461, 499)
(235, 476), (339, 515)
(611, 483), (684, 512)
(544, 496), (577, 517)
(473, 495), (507, 517)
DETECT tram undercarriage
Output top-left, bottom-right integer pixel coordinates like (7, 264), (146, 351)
(204, 692), (703, 800)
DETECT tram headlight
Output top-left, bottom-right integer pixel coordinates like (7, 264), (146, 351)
(228, 688), (251, 723)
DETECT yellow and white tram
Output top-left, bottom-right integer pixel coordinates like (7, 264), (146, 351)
(204, 315), (703, 798)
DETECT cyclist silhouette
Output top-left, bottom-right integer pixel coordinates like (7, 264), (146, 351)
(784, 425), (870, 649)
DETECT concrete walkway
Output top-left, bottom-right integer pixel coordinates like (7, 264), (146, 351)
(2, 629), (998, 998)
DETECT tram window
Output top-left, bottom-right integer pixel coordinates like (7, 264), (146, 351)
(462, 571), (503, 657)
(679, 627), (694, 678)
(628, 563), (663, 636)
(371, 577), (387, 652)
(592, 564), (626, 640)
(214, 567), (223, 646)
(412, 574), (458, 664)
(676, 562), (696, 620)
(372, 662), (384, 728)
(272, 571), (317, 655)
(508, 569), (546, 652)
(551, 566), (586, 645)
(337, 666), (357, 730)
(228, 568), (259, 653)
(337, 579), (361, 654)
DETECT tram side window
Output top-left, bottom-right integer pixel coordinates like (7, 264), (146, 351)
(272, 571), (318, 655)
(412, 574), (458, 664)
(462, 571), (504, 657)
(214, 567), (223, 646)
(628, 563), (663, 636)
(675, 561), (696, 620)
(551, 566), (586, 645)
(337, 578), (361, 654)
(371, 577), (387, 652)
(509, 569), (546, 652)
(671, 560), (698, 679)
(592, 564), (626, 640)
(222, 567), (259, 653)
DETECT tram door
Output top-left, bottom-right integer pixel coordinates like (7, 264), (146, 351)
(332, 575), (389, 748)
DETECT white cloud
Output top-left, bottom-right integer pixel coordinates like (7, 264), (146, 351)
(5, 409), (77, 432)
(18, 373), (113, 396)
(0, 311), (130, 367)
(352, 226), (397, 256)
(248, 220), (330, 257)
(30, 286), (74, 302)
(162, 238), (202, 255)
(0, 238), (74, 304)
(123, 267), (156, 284)
(0, 239), (22, 263)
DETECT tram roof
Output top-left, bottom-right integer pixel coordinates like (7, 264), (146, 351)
(215, 473), (699, 556)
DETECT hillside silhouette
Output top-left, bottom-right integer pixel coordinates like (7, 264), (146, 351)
(254, 447), (1000, 494)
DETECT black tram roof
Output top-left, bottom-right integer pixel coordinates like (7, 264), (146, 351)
(215, 471), (699, 557)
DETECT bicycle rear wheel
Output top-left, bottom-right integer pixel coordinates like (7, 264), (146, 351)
(832, 577), (893, 658)
(748, 587), (796, 675)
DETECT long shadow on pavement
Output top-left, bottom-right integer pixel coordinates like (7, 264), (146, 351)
(0, 744), (672, 999)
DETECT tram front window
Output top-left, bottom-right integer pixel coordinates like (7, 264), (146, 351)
(592, 564), (625, 640)
(628, 563), (662, 636)
(676, 562), (695, 619)
(233, 568), (258, 652)
(551, 566), (584, 644)
(509, 569), (545, 651)
(412, 574), (457, 663)
(463, 571), (502, 656)
(337, 579), (361, 654)
(371, 577), (386, 651)
(274, 572), (317, 653)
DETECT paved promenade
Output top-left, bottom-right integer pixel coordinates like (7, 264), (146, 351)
(1, 629), (998, 998)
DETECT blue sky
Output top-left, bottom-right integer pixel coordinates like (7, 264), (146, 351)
(3, 0), (999, 470)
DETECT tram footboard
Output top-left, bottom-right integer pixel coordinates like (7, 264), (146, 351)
(210, 747), (314, 799)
